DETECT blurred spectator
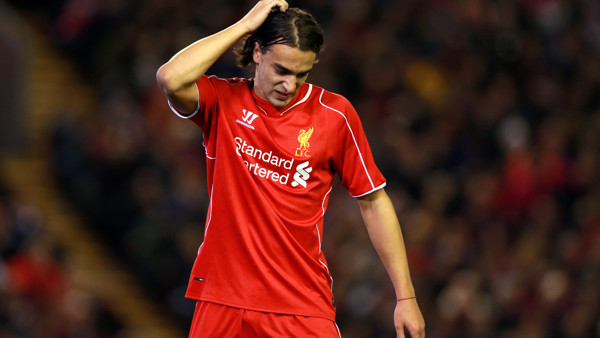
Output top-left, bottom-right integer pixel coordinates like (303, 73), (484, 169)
(0, 181), (123, 337)
(6, 0), (600, 336)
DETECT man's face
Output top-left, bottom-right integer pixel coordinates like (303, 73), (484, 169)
(253, 43), (316, 108)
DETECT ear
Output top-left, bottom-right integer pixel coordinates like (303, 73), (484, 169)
(252, 42), (263, 64)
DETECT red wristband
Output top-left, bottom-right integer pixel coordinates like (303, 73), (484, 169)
(397, 296), (416, 302)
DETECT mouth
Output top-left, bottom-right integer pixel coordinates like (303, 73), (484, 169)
(274, 90), (291, 101)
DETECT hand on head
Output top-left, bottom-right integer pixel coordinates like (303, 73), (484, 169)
(241, 0), (289, 34)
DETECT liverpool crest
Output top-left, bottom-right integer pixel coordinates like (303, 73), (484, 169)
(295, 127), (314, 157)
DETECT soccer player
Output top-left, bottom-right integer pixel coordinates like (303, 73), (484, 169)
(156, 1), (425, 337)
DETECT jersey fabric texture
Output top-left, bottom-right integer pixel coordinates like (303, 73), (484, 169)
(169, 75), (386, 321)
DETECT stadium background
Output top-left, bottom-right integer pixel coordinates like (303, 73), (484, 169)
(1, 0), (599, 337)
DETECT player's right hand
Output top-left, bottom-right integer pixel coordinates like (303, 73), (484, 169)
(239, 0), (288, 34)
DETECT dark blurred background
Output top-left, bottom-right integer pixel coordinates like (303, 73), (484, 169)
(1, 0), (600, 337)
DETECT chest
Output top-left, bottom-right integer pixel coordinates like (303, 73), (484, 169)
(223, 99), (331, 166)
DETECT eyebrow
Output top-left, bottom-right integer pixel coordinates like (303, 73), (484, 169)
(274, 63), (313, 76)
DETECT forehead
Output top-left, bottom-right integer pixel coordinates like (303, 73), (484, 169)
(262, 44), (316, 71)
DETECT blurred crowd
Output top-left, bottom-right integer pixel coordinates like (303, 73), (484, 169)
(6, 0), (600, 336)
(0, 180), (123, 337)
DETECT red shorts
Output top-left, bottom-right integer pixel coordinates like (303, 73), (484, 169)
(189, 301), (341, 337)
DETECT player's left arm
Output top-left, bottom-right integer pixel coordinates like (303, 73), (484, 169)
(357, 188), (425, 338)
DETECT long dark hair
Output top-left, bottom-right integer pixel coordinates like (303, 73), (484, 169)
(235, 8), (324, 67)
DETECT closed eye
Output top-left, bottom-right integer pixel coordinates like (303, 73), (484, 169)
(274, 63), (312, 78)
(274, 64), (292, 76)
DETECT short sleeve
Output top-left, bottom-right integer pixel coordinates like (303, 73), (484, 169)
(168, 75), (219, 134)
(331, 99), (386, 197)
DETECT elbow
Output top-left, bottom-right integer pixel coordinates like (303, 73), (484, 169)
(156, 64), (178, 95)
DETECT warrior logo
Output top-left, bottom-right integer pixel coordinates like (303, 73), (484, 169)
(242, 109), (259, 124)
(295, 127), (314, 157)
(236, 109), (259, 130)
(291, 161), (312, 188)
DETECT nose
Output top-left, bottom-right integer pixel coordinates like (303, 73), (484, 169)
(281, 75), (296, 93)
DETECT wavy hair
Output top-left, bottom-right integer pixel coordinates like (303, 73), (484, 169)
(235, 8), (324, 67)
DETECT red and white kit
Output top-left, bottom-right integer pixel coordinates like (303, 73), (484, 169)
(170, 75), (386, 321)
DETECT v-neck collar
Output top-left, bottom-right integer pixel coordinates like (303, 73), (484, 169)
(249, 81), (312, 117)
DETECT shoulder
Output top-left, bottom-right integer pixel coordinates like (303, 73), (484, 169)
(307, 84), (354, 116)
(202, 75), (252, 90)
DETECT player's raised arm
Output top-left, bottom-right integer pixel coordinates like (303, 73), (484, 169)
(155, 0), (289, 115)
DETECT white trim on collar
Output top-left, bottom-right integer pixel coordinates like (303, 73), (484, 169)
(281, 84), (313, 115)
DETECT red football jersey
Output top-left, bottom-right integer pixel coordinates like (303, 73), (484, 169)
(169, 75), (386, 321)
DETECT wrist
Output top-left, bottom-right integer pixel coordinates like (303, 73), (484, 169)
(397, 296), (416, 302)
(394, 284), (415, 301)
(232, 21), (250, 36)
